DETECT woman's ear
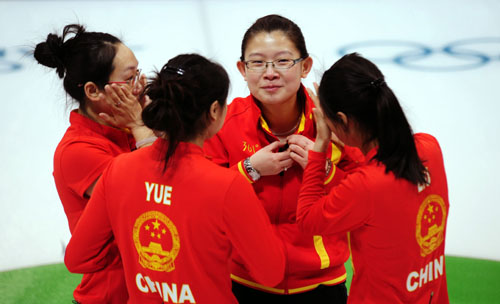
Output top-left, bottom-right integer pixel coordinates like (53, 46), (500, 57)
(336, 112), (348, 129)
(84, 82), (101, 102)
(301, 56), (313, 78)
(236, 61), (247, 81)
(209, 100), (221, 121)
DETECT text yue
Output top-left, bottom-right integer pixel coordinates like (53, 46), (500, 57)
(145, 182), (172, 205)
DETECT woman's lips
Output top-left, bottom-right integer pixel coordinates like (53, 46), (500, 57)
(262, 85), (281, 92)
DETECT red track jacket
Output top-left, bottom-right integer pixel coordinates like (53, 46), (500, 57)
(65, 140), (285, 303)
(54, 110), (134, 303)
(204, 86), (362, 294)
(298, 133), (450, 303)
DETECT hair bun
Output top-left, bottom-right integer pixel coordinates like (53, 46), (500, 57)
(34, 33), (66, 78)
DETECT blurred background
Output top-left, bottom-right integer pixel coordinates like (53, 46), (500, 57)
(1, 0), (499, 272)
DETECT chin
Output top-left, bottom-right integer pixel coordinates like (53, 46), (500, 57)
(257, 92), (293, 106)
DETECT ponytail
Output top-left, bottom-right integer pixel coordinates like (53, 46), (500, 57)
(142, 54), (229, 170)
(319, 53), (427, 185)
(372, 79), (427, 185)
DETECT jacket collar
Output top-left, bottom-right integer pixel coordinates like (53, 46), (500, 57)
(248, 84), (314, 138)
(69, 110), (135, 150)
(152, 138), (204, 159)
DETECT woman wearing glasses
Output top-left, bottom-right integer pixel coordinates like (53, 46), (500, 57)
(34, 24), (154, 303)
(65, 54), (285, 304)
(205, 14), (360, 303)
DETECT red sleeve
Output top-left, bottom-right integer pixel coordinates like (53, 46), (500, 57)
(222, 175), (285, 286)
(297, 150), (371, 235)
(58, 140), (115, 198)
(324, 142), (365, 189)
(337, 145), (364, 171)
(64, 165), (117, 273)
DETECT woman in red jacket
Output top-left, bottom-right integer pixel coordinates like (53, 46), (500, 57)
(297, 53), (450, 303)
(204, 14), (361, 303)
(64, 54), (285, 304)
(35, 24), (154, 304)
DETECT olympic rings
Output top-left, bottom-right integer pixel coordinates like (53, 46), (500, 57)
(1, 39), (499, 74)
(337, 37), (500, 72)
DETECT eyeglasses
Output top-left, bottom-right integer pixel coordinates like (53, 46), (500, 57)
(243, 58), (304, 72)
(108, 69), (142, 89)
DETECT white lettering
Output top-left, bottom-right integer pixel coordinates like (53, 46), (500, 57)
(418, 170), (431, 192)
(434, 255), (444, 279)
(134, 273), (195, 303)
(179, 284), (196, 303)
(163, 283), (178, 302)
(145, 182), (155, 202)
(136, 273), (148, 293)
(145, 276), (157, 292)
(406, 255), (445, 292)
(419, 264), (428, 287)
(156, 281), (163, 298)
(145, 182), (173, 205)
(406, 271), (419, 292)
(154, 184), (164, 204)
(164, 186), (172, 205)
(428, 261), (433, 282)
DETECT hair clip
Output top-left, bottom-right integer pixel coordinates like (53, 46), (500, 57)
(370, 78), (386, 88)
(163, 65), (185, 76)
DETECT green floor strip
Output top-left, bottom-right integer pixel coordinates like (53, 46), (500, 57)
(0, 256), (498, 303)
(0, 263), (82, 304)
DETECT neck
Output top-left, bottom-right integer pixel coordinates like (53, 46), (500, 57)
(78, 106), (108, 126)
(360, 140), (378, 155)
(189, 136), (205, 148)
(259, 97), (301, 136)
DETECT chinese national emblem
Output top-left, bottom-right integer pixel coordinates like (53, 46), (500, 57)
(133, 211), (180, 272)
(416, 194), (447, 257)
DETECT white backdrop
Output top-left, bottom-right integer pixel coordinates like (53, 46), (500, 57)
(1, 0), (499, 271)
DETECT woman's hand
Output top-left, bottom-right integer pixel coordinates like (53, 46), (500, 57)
(99, 83), (143, 130)
(287, 134), (314, 169)
(135, 73), (150, 108)
(307, 83), (331, 153)
(99, 83), (155, 144)
(249, 141), (293, 176)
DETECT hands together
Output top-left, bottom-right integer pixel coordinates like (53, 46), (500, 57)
(249, 82), (345, 175)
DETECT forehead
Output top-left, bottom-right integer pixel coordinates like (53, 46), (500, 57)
(112, 43), (138, 71)
(245, 31), (300, 58)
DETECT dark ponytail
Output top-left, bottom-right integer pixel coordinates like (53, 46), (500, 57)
(318, 53), (427, 185)
(34, 24), (121, 106)
(142, 54), (229, 169)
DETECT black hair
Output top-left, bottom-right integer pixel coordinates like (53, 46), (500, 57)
(142, 54), (230, 169)
(240, 14), (309, 61)
(318, 53), (427, 185)
(34, 24), (121, 106)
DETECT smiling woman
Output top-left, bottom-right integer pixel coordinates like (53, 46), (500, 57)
(33, 23), (155, 304)
(204, 14), (364, 304)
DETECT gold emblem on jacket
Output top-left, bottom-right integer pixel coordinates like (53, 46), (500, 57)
(133, 211), (180, 272)
(416, 194), (446, 257)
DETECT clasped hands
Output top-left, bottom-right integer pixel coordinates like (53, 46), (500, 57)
(249, 82), (343, 177)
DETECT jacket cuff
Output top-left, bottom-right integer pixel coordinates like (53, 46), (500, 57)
(237, 160), (254, 184)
